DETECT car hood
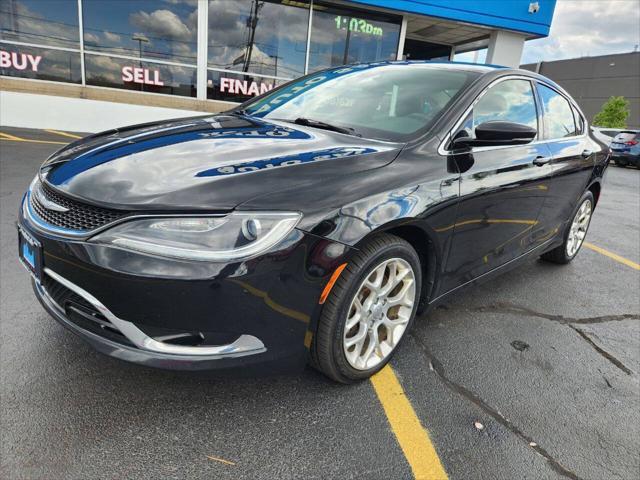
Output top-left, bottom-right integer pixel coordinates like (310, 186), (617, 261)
(41, 115), (403, 211)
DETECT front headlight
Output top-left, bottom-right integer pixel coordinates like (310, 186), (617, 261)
(90, 212), (301, 262)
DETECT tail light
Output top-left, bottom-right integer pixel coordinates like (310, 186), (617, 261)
(624, 140), (638, 146)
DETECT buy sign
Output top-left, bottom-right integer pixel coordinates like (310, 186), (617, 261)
(0, 50), (42, 71)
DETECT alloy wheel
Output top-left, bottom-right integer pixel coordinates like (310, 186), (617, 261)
(566, 199), (592, 257)
(342, 258), (416, 370)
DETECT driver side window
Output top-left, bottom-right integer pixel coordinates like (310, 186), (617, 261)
(457, 79), (539, 140)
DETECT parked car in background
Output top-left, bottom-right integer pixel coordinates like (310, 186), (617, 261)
(18, 62), (609, 383)
(610, 130), (640, 167)
(590, 126), (620, 145)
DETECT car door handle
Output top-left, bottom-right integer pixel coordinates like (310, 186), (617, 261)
(533, 156), (552, 166)
(581, 149), (593, 158)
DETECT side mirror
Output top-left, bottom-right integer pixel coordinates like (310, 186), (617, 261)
(452, 121), (537, 149)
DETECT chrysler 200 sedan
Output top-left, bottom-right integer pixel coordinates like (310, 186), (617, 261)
(18, 62), (608, 383)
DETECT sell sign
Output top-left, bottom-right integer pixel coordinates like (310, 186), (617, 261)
(122, 66), (164, 86)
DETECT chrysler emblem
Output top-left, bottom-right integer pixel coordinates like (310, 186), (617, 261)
(34, 188), (69, 212)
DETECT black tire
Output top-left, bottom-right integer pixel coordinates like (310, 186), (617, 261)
(541, 191), (594, 264)
(311, 233), (422, 383)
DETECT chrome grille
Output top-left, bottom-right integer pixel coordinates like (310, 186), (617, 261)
(29, 180), (129, 232)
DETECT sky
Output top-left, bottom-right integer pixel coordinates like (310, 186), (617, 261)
(456, 0), (640, 65)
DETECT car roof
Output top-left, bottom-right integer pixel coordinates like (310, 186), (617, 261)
(362, 61), (564, 88)
(391, 60), (505, 73)
(328, 60), (504, 75)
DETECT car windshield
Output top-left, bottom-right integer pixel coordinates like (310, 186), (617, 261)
(239, 64), (480, 142)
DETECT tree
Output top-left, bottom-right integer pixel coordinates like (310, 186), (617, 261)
(592, 96), (630, 128)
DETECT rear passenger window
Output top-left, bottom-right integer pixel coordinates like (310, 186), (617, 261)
(538, 84), (577, 139)
(457, 79), (538, 140)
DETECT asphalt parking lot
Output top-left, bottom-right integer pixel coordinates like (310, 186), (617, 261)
(1, 127), (639, 480)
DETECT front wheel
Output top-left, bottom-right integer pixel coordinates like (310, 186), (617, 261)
(311, 234), (421, 383)
(541, 191), (594, 264)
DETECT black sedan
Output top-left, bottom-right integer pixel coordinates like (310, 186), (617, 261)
(18, 62), (608, 383)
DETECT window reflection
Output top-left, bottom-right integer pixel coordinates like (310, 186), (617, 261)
(0, 0), (418, 103)
(460, 79), (538, 138)
(207, 0), (309, 78)
(308, 2), (400, 73)
(538, 84), (577, 139)
(0, 0), (79, 48)
(82, 0), (198, 64)
(85, 55), (196, 96)
(0, 44), (81, 83)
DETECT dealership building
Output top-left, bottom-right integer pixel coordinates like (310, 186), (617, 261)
(0, 0), (557, 131)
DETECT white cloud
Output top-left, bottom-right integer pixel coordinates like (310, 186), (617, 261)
(130, 9), (193, 41)
(86, 55), (123, 82)
(103, 31), (121, 43)
(83, 32), (100, 44)
(521, 0), (640, 63)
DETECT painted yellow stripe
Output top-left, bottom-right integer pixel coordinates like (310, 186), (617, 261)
(206, 455), (236, 466)
(0, 132), (67, 145)
(0, 132), (24, 141)
(371, 365), (448, 480)
(584, 242), (640, 271)
(44, 129), (83, 139)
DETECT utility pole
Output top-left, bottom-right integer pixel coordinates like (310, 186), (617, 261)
(132, 34), (149, 90)
(244, 1), (264, 72)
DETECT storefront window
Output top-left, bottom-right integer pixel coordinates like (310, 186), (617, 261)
(207, 69), (285, 102)
(1, 0), (405, 101)
(308, 3), (400, 72)
(0, 44), (81, 83)
(82, 0), (198, 65)
(0, 0), (80, 49)
(85, 54), (196, 96)
(207, 0), (309, 78)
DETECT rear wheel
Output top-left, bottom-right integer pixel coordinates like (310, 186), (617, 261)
(312, 234), (421, 383)
(541, 191), (594, 264)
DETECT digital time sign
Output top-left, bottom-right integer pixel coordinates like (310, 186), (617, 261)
(334, 16), (384, 36)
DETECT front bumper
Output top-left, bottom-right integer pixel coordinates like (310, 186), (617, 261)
(19, 212), (352, 371)
(33, 273), (267, 370)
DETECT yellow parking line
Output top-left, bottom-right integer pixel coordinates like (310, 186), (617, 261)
(584, 242), (640, 270)
(206, 455), (236, 466)
(44, 129), (83, 139)
(0, 132), (25, 141)
(0, 132), (67, 145)
(371, 365), (448, 480)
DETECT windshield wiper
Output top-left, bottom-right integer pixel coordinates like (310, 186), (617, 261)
(292, 117), (361, 137)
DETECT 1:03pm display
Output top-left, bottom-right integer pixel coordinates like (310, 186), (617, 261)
(334, 16), (383, 36)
